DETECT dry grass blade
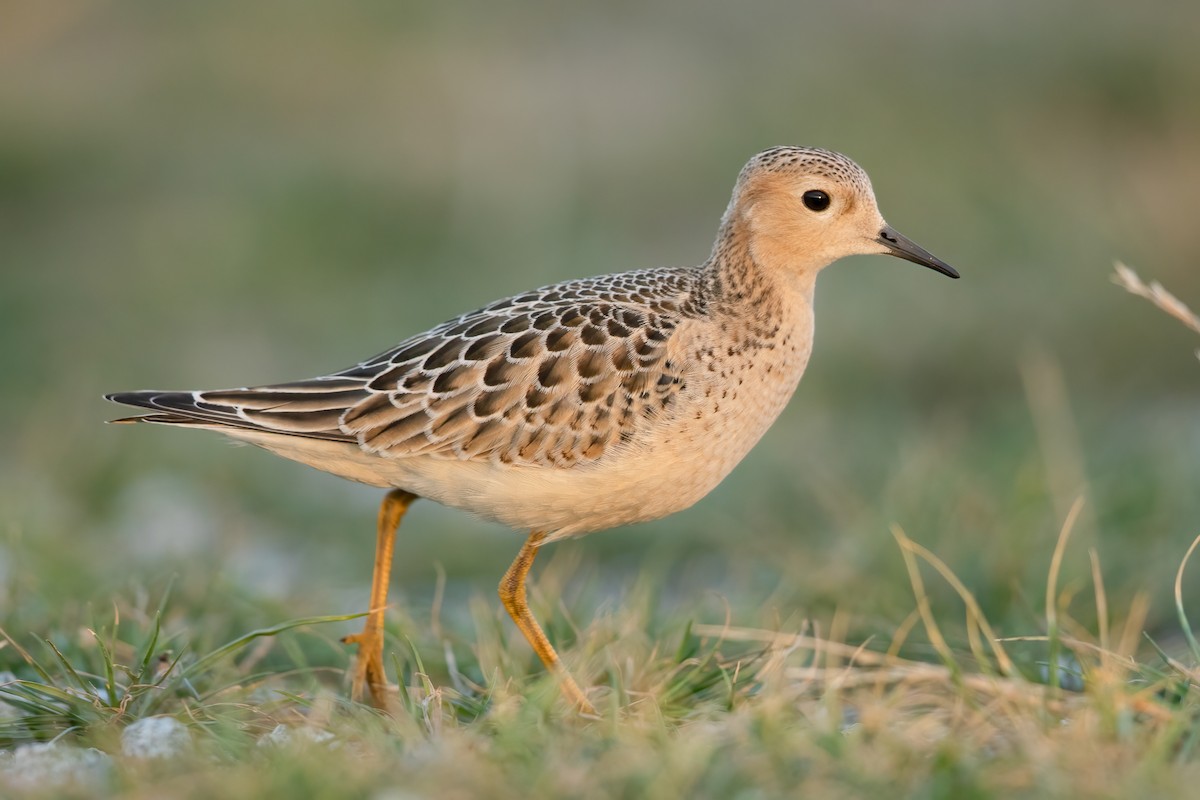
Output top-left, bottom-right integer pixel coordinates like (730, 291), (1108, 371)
(1173, 533), (1200, 666)
(781, 662), (1067, 709)
(1046, 496), (1085, 693)
(892, 525), (1014, 677)
(691, 625), (908, 668)
(994, 634), (1135, 669)
(1089, 548), (1110, 664)
(1112, 262), (1200, 351)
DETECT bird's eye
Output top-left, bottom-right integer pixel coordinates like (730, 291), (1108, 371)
(802, 190), (830, 211)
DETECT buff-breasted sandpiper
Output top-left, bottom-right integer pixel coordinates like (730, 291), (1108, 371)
(106, 146), (958, 714)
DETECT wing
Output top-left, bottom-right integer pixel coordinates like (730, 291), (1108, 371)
(337, 277), (695, 467)
(107, 269), (701, 468)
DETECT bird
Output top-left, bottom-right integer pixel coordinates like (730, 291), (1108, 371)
(105, 145), (958, 715)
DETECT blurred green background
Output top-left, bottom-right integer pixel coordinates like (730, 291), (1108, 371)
(2, 1), (1198, 649)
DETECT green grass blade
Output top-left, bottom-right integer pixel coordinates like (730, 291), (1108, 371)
(6, 679), (98, 717)
(1173, 534), (1200, 664)
(0, 627), (56, 685)
(136, 611), (164, 684)
(182, 612), (367, 681)
(88, 629), (120, 708)
(41, 639), (96, 697)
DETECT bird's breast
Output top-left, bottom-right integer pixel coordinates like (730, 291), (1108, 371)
(635, 307), (816, 502)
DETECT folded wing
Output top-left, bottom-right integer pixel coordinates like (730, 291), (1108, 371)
(107, 271), (698, 468)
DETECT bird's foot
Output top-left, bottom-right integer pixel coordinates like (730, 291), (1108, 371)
(342, 626), (390, 710)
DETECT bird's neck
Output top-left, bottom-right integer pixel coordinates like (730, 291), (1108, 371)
(701, 219), (817, 313)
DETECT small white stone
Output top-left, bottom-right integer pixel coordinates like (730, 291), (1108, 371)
(373, 790), (427, 800)
(0, 672), (18, 719)
(260, 724), (336, 748)
(121, 716), (192, 759)
(0, 742), (112, 791)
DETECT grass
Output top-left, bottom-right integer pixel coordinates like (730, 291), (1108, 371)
(5, 496), (1200, 796)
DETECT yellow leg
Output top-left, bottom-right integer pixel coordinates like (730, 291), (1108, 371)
(342, 488), (417, 709)
(499, 531), (596, 714)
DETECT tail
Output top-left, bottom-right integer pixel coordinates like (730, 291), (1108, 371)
(104, 383), (366, 443)
(106, 390), (229, 427)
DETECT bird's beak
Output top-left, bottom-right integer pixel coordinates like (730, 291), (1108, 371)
(876, 225), (959, 279)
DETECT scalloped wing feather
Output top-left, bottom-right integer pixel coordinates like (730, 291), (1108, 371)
(115, 269), (700, 469)
(339, 296), (689, 467)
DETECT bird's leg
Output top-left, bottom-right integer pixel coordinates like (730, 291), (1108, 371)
(499, 531), (596, 715)
(342, 488), (417, 709)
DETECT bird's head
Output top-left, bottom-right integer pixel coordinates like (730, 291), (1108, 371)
(721, 146), (958, 280)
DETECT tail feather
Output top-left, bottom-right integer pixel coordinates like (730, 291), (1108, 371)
(103, 389), (359, 443)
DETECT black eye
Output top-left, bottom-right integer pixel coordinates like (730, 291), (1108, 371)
(802, 190), (830, 211)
